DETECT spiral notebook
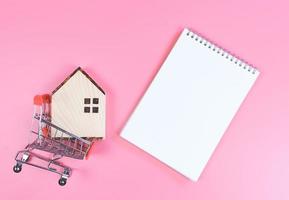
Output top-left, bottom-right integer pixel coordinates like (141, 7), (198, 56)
(121, 28), (259, 181)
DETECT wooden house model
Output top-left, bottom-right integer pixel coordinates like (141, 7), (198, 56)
(51, 67), (105, 138)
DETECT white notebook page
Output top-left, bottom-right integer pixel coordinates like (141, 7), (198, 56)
(121, 28), (259, 181)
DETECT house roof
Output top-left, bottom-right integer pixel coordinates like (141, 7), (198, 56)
(52, 67), (105, 95)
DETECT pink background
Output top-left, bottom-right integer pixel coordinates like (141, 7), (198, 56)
(0, 0), (289, 199)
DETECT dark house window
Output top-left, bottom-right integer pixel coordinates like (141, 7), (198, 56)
(84, 98), (91, 104)
(84, 107), (90, 113)
(93, 98), (99, 104)
(92, 107), (99, 113)
(83, 98), (99, 113)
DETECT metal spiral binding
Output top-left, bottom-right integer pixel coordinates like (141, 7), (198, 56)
(186, 30), (257, 75)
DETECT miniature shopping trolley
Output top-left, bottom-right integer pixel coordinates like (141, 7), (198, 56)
(13, 94), (94, 186)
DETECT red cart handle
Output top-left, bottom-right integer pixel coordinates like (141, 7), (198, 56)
(33, 94), (51, 105)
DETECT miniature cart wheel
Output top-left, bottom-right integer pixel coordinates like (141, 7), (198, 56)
(13, 163), (22, 173)
(58, 178), (67, 186)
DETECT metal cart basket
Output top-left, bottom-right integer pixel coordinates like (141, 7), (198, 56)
(13, 94), (94, 186)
